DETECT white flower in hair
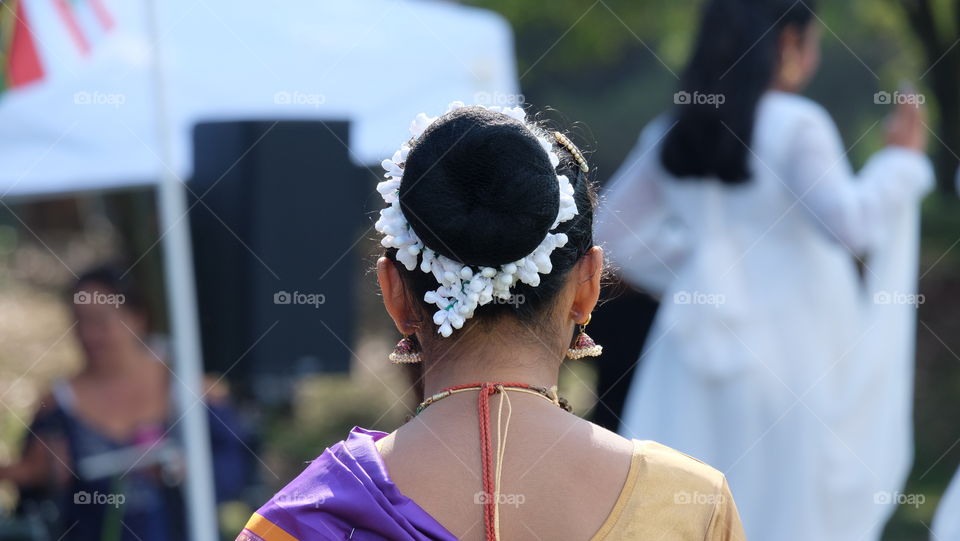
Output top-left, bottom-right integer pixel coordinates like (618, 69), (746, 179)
(374, 102), (581, 337)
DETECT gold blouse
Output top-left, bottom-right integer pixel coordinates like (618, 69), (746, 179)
(591, 440), (745, 540)
(372, 436), (745, 540)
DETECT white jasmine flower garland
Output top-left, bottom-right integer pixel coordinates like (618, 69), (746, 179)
(375, 102), (579, 337)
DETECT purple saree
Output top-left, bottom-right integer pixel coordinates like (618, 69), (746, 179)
(238, 427), (456, 541)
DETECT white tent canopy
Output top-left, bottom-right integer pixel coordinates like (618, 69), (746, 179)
(0, 0), (519, 196)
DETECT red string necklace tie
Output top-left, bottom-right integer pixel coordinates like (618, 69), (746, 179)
(416, 382), (570, 541)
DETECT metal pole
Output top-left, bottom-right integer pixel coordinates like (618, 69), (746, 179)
(143, 0), (218, 539)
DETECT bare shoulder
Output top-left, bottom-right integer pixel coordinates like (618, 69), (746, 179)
(540, 417), (637, 497)
(583, 418), (636, 457)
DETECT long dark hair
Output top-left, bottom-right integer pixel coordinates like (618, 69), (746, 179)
(660, 0), (816, 183)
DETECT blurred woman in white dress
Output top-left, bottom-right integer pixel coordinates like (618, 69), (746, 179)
(932, 169), (960, 541)
(933, 471), (960, 539)
(597, 0), (933, 539)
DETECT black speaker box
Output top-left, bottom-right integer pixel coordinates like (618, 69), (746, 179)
(189, 120), (364, 403)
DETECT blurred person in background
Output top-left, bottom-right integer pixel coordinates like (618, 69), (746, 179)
(597, 0), (932, 540)
(0, 264), (254, 540)
(238, 104), (745, 540)
(933, 467), (960, 539)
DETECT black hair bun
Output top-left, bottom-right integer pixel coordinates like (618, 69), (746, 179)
(399, 107), (559, 267)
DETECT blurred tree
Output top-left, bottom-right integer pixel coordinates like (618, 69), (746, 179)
(469, 0), (958, 190)
(898, 0), (960, 191)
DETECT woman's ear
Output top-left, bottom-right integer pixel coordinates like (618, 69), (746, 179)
(377, 257), (420, 335)
(569, 246), (603, 324)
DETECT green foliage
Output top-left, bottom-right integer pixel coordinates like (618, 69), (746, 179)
(467, 0), (941, 175)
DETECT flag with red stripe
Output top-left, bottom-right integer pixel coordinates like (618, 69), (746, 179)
(53, 0), (114, 55)
(1, 0), (45, 90)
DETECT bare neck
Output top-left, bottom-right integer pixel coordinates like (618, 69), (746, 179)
(84, 345), (156, 380)
(419, 327), (565, 398)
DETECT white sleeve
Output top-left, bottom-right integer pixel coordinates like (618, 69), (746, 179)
(784, 105), (934, 255)
(933, 468), (960, 541)
(595, 119), (690, 297)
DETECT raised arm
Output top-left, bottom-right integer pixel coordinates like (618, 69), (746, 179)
(784, 99), (933, 255)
